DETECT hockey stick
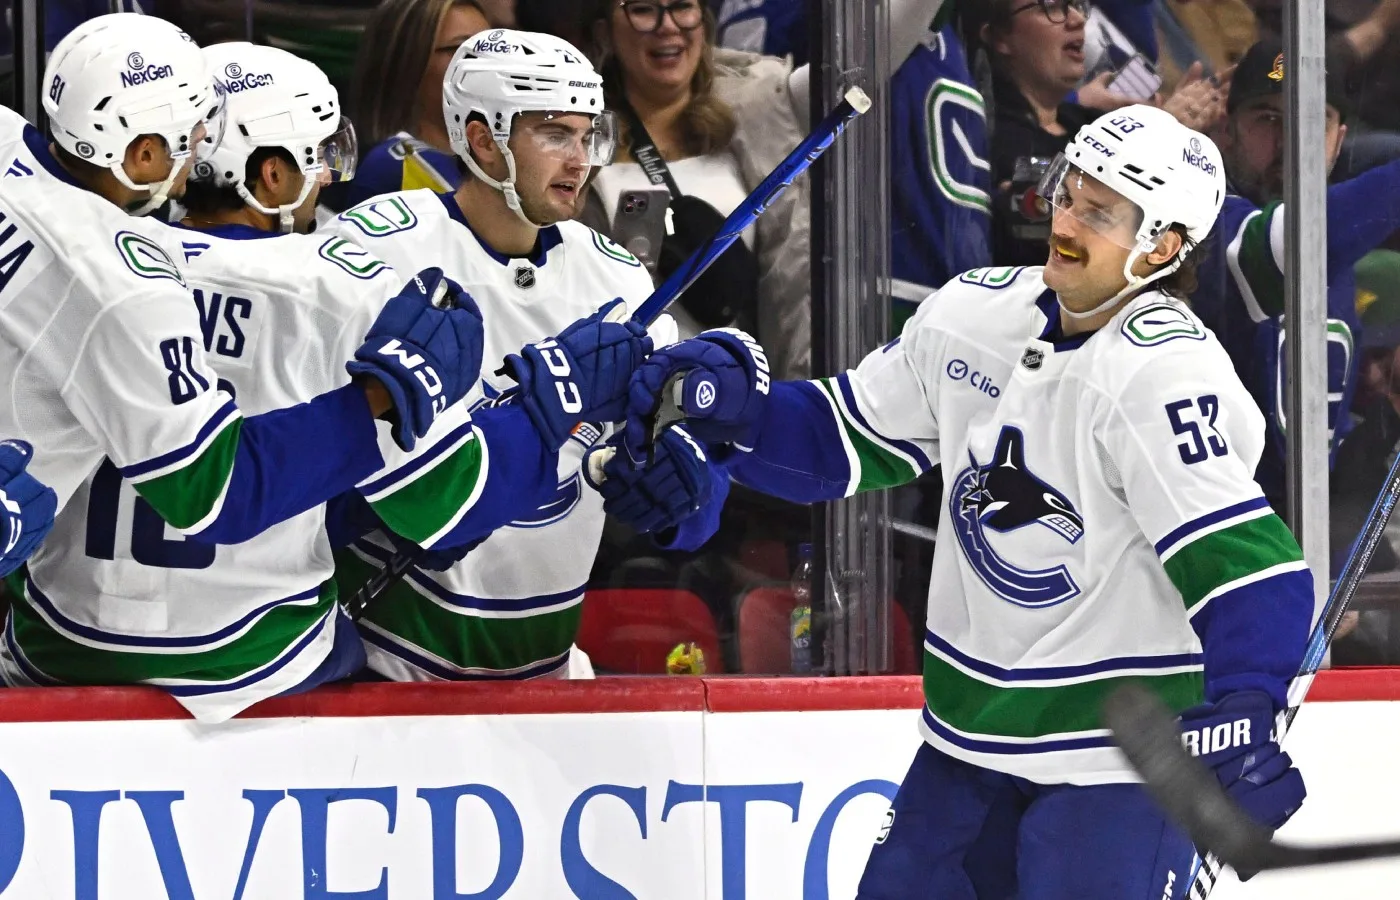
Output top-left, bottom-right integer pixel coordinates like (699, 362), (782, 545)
(1103, 683), (1400, 876)
(1105, 445), (1400, 893)
(342, 86), (874, 621)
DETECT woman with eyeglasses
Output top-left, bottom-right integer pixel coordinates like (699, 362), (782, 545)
(578, 0), (948, 381)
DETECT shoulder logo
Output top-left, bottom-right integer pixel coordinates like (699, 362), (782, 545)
(1122, 303), (1206, 347)
(590, 230), (643, 267)
(958, 266), (1023, 290)
(338, 196), (418, 237)
(318, 237), (389, 280)
(115, 231), (183, 285)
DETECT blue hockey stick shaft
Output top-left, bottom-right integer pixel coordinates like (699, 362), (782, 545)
(346, 87), (873, 621)
(631, 86), (872, 327)
(1187, 448), (1400, 897)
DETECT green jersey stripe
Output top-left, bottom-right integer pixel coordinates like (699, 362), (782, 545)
(369, 431), (486, 546)
(815, 379), (922, 493)
(1163, 512), (1304, 612)
(337, 550), (582, 675)
(924, 648), (1203, 739)
(8, 580), (337, 685)
(133, 418), (241, 531)
(1233, 202), (1285, 319)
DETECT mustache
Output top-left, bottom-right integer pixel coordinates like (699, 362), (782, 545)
(1049, 237), (1087, 260)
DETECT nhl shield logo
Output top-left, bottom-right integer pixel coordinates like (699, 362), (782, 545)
(1020, 346), (1044, 371)
(514, 266), (536, 289)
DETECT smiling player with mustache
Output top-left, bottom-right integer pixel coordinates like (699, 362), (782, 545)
(625, 105), (1316, 898)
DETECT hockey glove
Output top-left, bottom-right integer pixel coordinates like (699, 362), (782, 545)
(347, 268), (484, 452)
(623, 328), (770, 461)
(0, 440), (56, 578)
(499, 298), (652, 452)
(1179, 690), (1306, 832)
(583, 425), (713, 536)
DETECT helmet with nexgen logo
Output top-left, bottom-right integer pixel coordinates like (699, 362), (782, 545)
(1038, 104), (1226, 318)
(442, 29), (616, 226)
(42, 13), (225, 215)
(195, 43), (356, 232)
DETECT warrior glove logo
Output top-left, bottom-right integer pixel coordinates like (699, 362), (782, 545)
(950, 426), (1084, 607)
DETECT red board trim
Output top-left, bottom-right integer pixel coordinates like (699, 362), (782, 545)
(0, 670), (1387, 723)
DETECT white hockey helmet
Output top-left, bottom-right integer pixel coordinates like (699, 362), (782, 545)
(42, 13), (225, 215)
(442, 29), (617, 225)
(195, 43), (356, 232)
(1040, 104), (1226, 317)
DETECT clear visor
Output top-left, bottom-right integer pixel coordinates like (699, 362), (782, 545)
(1038, 155), (1145, 250)
(318, 116), (358, 183)
(192, 84), (228, 163)
(516, 109), (618, 168)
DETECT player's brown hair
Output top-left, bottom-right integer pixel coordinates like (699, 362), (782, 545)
(350, 0), (486, 149)
(586, 0), (737, 159)
(1155, 225), (1201, 302)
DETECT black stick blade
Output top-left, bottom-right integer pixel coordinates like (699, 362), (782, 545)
(1102, 683), (1282, 873)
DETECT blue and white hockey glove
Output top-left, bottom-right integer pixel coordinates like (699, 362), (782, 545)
(347, 267), (484, 453)
(499, 298), (652, 452)
(0, 440), (56, 578)
(623, 327), (770, 461)
(583, 425), (714, 537)
(1180, 690), (1306, 832)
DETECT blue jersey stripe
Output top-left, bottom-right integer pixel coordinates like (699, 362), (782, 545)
(925, 629), (1202, 682)
(358, 418), (476, 497)
(835, 373), (935, 471)
(121, 399), (240, 480)
(350, 538), (585, 613)
(25, 577), (322, 649)
(922, 706), (1111, 755)
(1153, 497), (1270, 557)
(163, 608), (334, 697)
(361, 626), (570, 681)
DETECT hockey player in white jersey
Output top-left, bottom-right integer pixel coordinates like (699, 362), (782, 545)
(626, 106), (1314, 898)
(0, 16), (488, 708)
(0, 41), (541, 722)
(324, 30), (721, 682)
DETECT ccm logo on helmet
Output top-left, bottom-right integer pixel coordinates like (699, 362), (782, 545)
(1182, 137), (1217, 176)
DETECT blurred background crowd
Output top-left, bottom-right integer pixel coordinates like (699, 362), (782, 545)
(4, 0), (1400, 675)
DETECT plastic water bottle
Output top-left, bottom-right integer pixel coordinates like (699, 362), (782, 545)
(790, 543), (813, 674)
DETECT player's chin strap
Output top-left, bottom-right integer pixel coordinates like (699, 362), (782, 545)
(112, 159), (186, 217)
(234, 173), (319, 234)
(462, 142), (547, 229)
(1058, 240), (1186, 321)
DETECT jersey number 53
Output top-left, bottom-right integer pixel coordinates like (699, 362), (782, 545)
(1166, 395), (1229, 465)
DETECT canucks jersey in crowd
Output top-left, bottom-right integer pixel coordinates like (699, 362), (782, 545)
(1194, 156), (1400, 501)
(712, 3), (990, 318)
(322, 133), (461, 213)
(724, 267), (1312, 782)
(889, 23), (991, 319)
(324, 189), (672, 682)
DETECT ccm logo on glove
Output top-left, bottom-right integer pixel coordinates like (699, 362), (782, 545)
(533, 338), (583, 414)
(1181, 717), (1253, 757)
(375, 339), (447, 415)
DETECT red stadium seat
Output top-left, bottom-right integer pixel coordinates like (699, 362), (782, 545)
(576, 589), (724, 675)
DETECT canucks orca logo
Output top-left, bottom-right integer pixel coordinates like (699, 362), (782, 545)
(950, 426), (1084, 608)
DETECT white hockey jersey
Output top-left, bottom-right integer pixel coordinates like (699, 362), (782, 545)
(729, 265), (1314, 784)
(3, 216), (498, 721)
(323, 190), (664, 680)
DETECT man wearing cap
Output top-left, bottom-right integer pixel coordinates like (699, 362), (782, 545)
(1194, 37), (1400, 506)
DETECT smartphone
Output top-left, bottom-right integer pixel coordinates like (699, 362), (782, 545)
(1106, 53), (1163, 102)
(611, 188), (672, 275)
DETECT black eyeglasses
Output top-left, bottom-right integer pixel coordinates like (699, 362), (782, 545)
(619, 0), (704, 34)
(1008, 0), (1090, 24)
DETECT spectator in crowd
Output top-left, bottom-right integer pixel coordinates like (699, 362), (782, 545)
(581, 0), (947, 380)
(1252, 0), (1400, 179)
(1193, 39), (1400, 507)
(330, 0), (492, 211)
(713, 0), (810, 66)
(1152, 0), (1257, 93)
(965, 0), (1226, 267)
